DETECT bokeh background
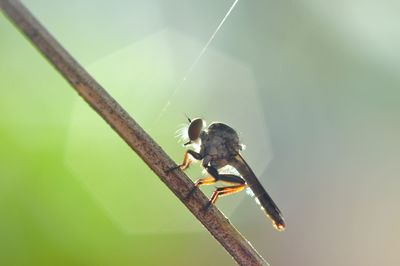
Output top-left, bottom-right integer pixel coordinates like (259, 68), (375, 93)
(1, 0), (399, 265)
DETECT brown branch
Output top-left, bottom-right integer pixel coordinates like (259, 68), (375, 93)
(0, 1), (269, 265)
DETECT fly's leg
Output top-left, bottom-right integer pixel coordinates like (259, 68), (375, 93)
(210, 184), (246, 205)
(204, 166), (246, 209)
(195, 167), (246, 187)
(189, 167), (247, 201)
(167, 150), (203, 172)
(185, 176), (217, 199)
(217, 174), (246, 185)
(195, 176), (217, 186)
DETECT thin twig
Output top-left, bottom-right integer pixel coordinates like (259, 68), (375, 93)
(0, 1), (269, 265)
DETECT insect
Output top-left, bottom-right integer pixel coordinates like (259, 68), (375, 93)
(171, 117), (285, 231)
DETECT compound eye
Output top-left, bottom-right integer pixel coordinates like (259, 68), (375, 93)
(188, 118), (204, 141)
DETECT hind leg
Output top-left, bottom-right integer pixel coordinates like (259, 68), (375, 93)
(204, 166), (246, 206)
(210, 184), (247, 204)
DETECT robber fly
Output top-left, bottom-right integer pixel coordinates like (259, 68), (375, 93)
(171, 117), (285, 231)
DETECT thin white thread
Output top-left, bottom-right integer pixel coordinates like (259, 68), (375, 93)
(156, 0), (239, 121)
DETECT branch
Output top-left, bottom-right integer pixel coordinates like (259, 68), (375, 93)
(0, 1), (268, 265)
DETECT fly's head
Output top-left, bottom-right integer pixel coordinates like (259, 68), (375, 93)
(184, 117), (206, 146)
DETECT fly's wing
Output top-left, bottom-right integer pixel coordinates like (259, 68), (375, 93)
(233, 154), (285, 231)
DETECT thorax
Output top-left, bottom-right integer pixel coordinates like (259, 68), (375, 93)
(199, 123), (242, 169)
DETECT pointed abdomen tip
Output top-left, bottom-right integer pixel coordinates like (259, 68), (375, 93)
(273, 221), (286, 231)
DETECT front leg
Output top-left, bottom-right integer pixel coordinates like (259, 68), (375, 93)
(168, 150), (203, 172)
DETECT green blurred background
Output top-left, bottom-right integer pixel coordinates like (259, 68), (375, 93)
(1, 0), (399, 265)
